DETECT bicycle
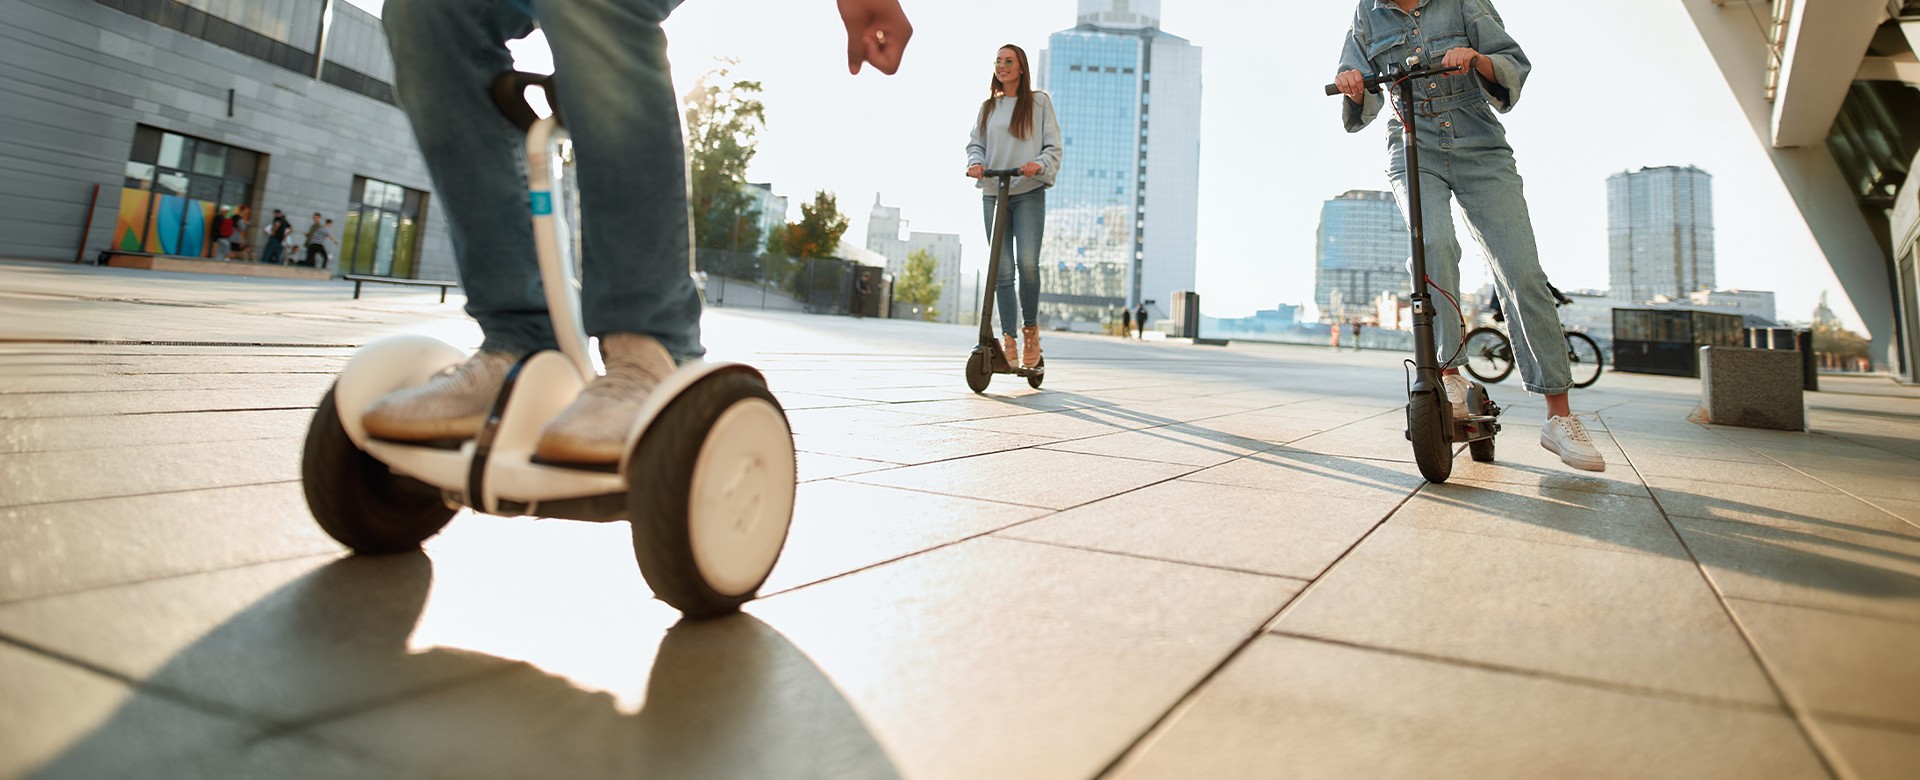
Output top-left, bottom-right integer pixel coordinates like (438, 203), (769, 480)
(1461, 288), (1603, 388)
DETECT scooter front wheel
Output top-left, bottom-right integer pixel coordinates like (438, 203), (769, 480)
(965, 349), (992, 394)
(1408, 391), (1454, 483)
(301, 386), (458, 553)
(628, 371), (796, 618)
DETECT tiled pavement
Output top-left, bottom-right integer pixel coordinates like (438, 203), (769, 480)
(3, 260), (1918, 779)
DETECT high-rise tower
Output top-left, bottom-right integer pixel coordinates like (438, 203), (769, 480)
(1608, 165), (1715, 303)
(1037, 0), (1201, 326)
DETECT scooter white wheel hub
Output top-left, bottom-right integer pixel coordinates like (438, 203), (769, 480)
(687, 397), (795, 596)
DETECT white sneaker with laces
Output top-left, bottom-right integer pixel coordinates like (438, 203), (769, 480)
(362, 350), (516, 441)
(534, 333), (677, 465)
(1442, 373), (1472, 419)
(1540, 415), (1606, 472)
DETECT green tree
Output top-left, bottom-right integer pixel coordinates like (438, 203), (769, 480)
(683, 60), (765, 252)
(784, 190), (849, 259)
(895, 248), (943, 321)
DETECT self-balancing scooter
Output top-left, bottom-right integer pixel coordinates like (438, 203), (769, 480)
(300, 72), (797, 618)
(1327, 58), (1500, 483)
(963, 169), (1045, 393)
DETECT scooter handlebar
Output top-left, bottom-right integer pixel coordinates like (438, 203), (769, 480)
(1324, 64), (1465, 96)
(981, 168), (1023, 178)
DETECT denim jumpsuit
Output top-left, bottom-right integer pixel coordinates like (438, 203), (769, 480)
(383, 0), (704, 362)
(1339, 0), (1570, 395)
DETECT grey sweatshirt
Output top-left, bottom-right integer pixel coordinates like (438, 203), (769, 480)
(965, 92), (1063, 197)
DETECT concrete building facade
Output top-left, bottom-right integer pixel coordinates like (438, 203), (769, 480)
(1607, 165), (1715, 304)
(866, 196), (964, 323)
(1038, 0), (1201, 328)
(2, 0), (453, 281)
(1683, 0), (1918, 379)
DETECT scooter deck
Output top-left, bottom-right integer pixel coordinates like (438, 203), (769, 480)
(977, 341), (1044, 378)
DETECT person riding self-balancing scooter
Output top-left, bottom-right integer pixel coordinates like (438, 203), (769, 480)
(301, 0), (915, 617)
(964, 168), (1045, 393)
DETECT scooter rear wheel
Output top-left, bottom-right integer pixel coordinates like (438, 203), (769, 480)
(1467, 385), (1496, 463)
(965, 349), (992, 394)
(1408, 391), (1454, 483)
(1027, 356), (1045, 389)
(301, 386), (458, 553)
(628, 371), (796, 618)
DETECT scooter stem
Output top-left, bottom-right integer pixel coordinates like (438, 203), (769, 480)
(977, 173), (1015, 345)
(1398, 74), (1440, 391)
(525, 116), (595, 382)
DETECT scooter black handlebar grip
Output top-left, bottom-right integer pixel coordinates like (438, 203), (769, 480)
(1325, 83), (1342, 96)
(982, 168), (1023, 177)
(490, 71), (557, 132)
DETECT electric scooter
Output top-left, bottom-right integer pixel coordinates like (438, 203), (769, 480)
(300, 72), (797, 618)
(1326, 57), (1500, 483)
(963, 169), (1045, 393)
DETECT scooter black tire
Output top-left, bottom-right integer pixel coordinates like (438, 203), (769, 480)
(301, 386), (458, 553)
(628, 371), (795, 619)
(1408, 391), (1454, 483)
(1467, 386), (1496, 464)
(1027, 356), (1045, 389)
(966, 349), (992, 394)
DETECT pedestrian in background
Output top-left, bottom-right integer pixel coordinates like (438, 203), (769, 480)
(262, 209), (293, 264)
(1120, 307), (1132, 339)
(966, 42), (1061, 371)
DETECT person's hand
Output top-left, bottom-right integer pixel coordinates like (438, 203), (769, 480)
(1442, 47), (1481, 76)
(1019, 161), (1042, 177)
(966, 164), (985, 179)
(1335, 69), (1366, 104)
(838, 0), (913, 75)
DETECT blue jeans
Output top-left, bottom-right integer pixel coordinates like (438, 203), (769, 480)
(383, 0), (702, 361)
(981, 189), (1044, 336)
(1389, 105), (1570, 396)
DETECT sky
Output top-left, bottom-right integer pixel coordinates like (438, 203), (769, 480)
(344, 0), (1867, 332)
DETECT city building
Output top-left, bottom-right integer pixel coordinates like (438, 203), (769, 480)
(865, 196), (965, 323)
(1607, 165), (1715, 305)
(1314, 190), (1409, 322)
(743, 182), (788, 254)
(1688, 288), (1778, 325)
(2, 0), (453, 281)
(1684, 0), (1918, 379)
(1037, 0), (1202, 328)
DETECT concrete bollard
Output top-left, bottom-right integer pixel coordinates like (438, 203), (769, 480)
(1698, 346), (1806, 431)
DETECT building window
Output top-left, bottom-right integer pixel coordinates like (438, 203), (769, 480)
(114, 126), (262, 257)
(342, 177), (429, 278)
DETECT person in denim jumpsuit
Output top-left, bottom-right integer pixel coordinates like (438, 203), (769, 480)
(1336, 0), (1604, 471)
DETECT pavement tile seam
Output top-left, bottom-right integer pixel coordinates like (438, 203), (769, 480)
(1718, 593), (1920, 630)
(1625, 473), (1864, 775)
(3, 432), (303, 457)
(993, 535), (1318, 584)
(1264, 632), (1793, 718)
(0, 550), (339, 609)
(0, 632), (271, 729)
(0, 476), (306, 512)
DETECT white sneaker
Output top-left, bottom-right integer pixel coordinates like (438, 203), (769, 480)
(1442, 373), (1472, 419)
(362, 350), (516, 441)
(534, 333), (677, 465)
(1540, 415), (1606, 472)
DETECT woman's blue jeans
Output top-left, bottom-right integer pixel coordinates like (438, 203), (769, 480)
(1389, 126), (1571, 395)
(981, 189), (1045, 336)
(383, 0), (703, 361)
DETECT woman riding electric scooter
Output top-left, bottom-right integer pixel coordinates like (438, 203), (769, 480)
(966, 43), (1061, 373)
(1334, 0), (1604, 472)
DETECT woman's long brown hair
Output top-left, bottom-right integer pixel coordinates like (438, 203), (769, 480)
(978, 44), (1035, 140)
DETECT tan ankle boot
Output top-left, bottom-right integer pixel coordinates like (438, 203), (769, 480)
(1021, 325), (1041, 369)
(1000, 333), (1019, 369)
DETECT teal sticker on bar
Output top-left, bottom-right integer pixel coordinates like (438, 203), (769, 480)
(529, 191), (553, 215)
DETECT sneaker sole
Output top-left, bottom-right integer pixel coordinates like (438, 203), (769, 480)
(1539, 435), (1606, 472)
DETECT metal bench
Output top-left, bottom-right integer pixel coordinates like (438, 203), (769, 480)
(343, 274), (460, 303)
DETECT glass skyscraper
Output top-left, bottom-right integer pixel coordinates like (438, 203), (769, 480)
(1314, 190), (1409, 321)
(1608, 165), (1715, 303)
(1037, 0), (1201, 327)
